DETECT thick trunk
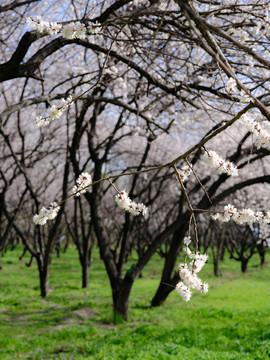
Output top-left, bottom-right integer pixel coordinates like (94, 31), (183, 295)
(150, 222), (188, 307)
(241, 258), (248, 273)
(39, 267), (49, 297)
(112, 277), (133, 322)
(151, 272), (179, 307)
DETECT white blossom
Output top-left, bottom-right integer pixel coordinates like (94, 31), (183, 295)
(200, 283), (209, 294)
(179, 264), (203, 291)
(49, 105), (63, 119)
(176, 237), (208, 301)
(211, 212), (220, 221)
(73, 172), (92, 196)
(33, 203), (60, 225)
(73, 22), (87, 39)
(175, 282), (192, 302)
(27, 16), (62, 35)
(115, 190), (148, 216)
(212, 205), (270, 225)
(203, 150), (238, 177)
(35, 95), (73, 127)
(61, 23), (76, 39)
(178, 164), (193, 182)
(241, 114), (270, 151)
(26, 16), (101, 39)
(183, 236), (191, 246)
(226, 77), (237, 92)
(87, 22), (102, 34)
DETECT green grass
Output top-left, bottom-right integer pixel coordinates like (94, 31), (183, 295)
(0, 246), (269, 359)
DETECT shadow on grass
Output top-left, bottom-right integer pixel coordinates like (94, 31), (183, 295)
(1, 304), (96, 331)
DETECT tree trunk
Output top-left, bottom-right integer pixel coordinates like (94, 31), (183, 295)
(257, 242), (266, 268)
(151, 273), (179, 307)
(37, 258), (49, 297)
(241, 258), (248, 273)
(112, 277), (133, 322)
(213, 257), (219, 277)
(39, 267), (49, 297)
(150, 223), (188, 307)
(260, 253), (266, 268)
(212, 224), (225, 277)
(81, 257), (90, 288)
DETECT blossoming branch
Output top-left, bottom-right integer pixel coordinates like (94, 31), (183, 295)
(115, 190), (148, 216)
(35, 95), (73, 127)
(176, 236), (208, 302)
(211, 204), (270, 224)
(73, 172), (92, 196)
(26, 16), (101, 39)
(203, 150), (238, 177)
(241, 113), (270, 151)
(33, 202), (60, 225)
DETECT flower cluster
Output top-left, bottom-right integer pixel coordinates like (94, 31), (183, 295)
(211, 204), (270, 225)
(33, 202), (60, 225)
(35, 95), (73, 127)
(73, 172), (92, 196)
(115, 190), (148, 216)
(175, 236), (208, 302)
(26, 16), (101, 39)
(203, 150), (238, 177)
(240, 114), (270, 151)
(178, 165), (193, 182)
(226, 77), (253, 103)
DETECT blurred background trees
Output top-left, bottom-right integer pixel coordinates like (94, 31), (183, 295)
(0, 0), (270, 320)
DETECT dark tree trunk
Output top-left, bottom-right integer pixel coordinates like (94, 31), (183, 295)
(112, 277), (133, 322)
(151, 273), (179, 307)
(241, 257), (248, 273)
(55, 242), (60, 258)
(64, 236), (70, 253)
(260, 253), (266, 268)
(81, 256), (90, 288)
(37, 258), (49, 297)
(212, 224), (225, 277)
(257, 242), (266, 268)
(213, 256), (219, 277)
(150, 221), (188, 307)
(39, 267), (49, 297)
(220, 242), (225, 261)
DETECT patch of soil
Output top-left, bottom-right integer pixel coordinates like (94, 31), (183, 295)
(53, 306), (95, 330)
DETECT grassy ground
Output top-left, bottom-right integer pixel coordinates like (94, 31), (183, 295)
(0, 246), (269, 360)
